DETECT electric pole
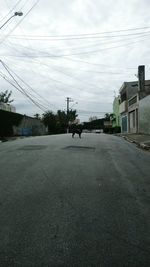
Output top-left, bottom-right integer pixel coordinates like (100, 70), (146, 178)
(66, 97), (73, 115)
(66, 97), (73, 133)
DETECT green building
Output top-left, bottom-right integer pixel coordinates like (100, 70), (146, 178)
(111, 96), (121, 130)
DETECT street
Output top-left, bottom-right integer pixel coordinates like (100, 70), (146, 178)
(0, 133), (150, 266)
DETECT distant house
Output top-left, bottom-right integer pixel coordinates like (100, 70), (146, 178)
(0, 102), (16, 113)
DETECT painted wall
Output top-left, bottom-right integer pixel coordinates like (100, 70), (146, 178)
(139, 95), (150, 134)
(13, 115), (46, 136)
(112, 96), (120, 127)
(0, 110), (46, 137)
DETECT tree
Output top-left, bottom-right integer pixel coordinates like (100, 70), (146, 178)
(42, 109), (78, 134)
(0, 90), (13, 103)
(104, 113), (114, 121)
(104, 113), (110, 121)
(56, 110), (68, 133)
(83, 118), (104, 130)
(56, 109), (78, 133)
(67, 109), (78, 123)
(42, 111), (57, 134)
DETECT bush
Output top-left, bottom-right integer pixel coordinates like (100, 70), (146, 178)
(103, 127), (113, 134)
(113, 126), (121, 133)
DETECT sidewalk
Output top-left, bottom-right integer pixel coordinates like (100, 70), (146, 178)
(117, 133), (150, 151)
(0, 136), (31, 143)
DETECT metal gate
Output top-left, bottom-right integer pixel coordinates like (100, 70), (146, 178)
(122, 115), (127, 132)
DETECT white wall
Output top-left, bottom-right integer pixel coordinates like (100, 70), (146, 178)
(0, 103), (16, 112)
(139, 95), (150, 134)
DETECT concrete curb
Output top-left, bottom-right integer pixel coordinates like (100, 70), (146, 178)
(0, 136), (32, 143)
(138, 143), (150, 151)
(122, 136), (135, 143)
(122, 136), (150, 151)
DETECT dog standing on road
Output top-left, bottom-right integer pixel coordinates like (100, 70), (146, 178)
(72, 129), (82, 138)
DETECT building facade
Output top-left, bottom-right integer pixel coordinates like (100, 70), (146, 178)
(119, 81), (139, 133)
(119, 79), (150, 134)
(138, 95), (150, 134)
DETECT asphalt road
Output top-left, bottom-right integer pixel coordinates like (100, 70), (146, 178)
(0, 133), (150, 267)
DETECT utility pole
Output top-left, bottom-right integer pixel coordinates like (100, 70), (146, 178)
(138, 65), (145, 99)
(66, 97), (73, 133)
(66, 97), (73, 115)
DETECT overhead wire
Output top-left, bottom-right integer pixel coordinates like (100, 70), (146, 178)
(1, 30), (150, 58)
(1, 59), (57, 108)
(30, 58), (107, 91)
(0, 69), (46, 110)
(3, 56), (87, 95)
(0, 65), (113, 119)
(2, 56), (115, 114)
(0, 60), (53, 112)
(0, 6), (146, 120)
(32, 59), (131, 75)
(0, 38), (137, 105)
(3, 30), (149, 53)
(0, 36), (138, 75)
(1, 20), (150, 56)
(63, 57), (137, 70)
(3, 39), (136, 72)
(3, 25), (150, 40)
(1, 0), (33, 66)
(78, 109), (112, 114)
(0, 60), (59, 111)
(0, 71), (47, 112)
(0, 43), (135, 100)
(54, 33), (150, 56)
(1, 16), (145, 113)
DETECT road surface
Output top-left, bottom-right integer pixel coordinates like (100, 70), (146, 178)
(0, 133), (150, 266)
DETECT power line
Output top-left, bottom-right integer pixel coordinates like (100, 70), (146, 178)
(78, 109), (112, 114)
(28, 58), (108, 92)
(2, 30), (150, 43)
(0, 71), (47, 112)
(2, 31), (150, 58)
(1, 29), (148, 64)
(60, 33), (150, 56)
(0, 60), (49, 112)
(2, 60), (57, 108)
(63, 57), (137, 70)
(3, 25), (150, 40)
(4, 39), (136, 71)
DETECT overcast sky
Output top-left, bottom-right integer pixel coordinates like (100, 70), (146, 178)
(0, 0), (150, 122)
